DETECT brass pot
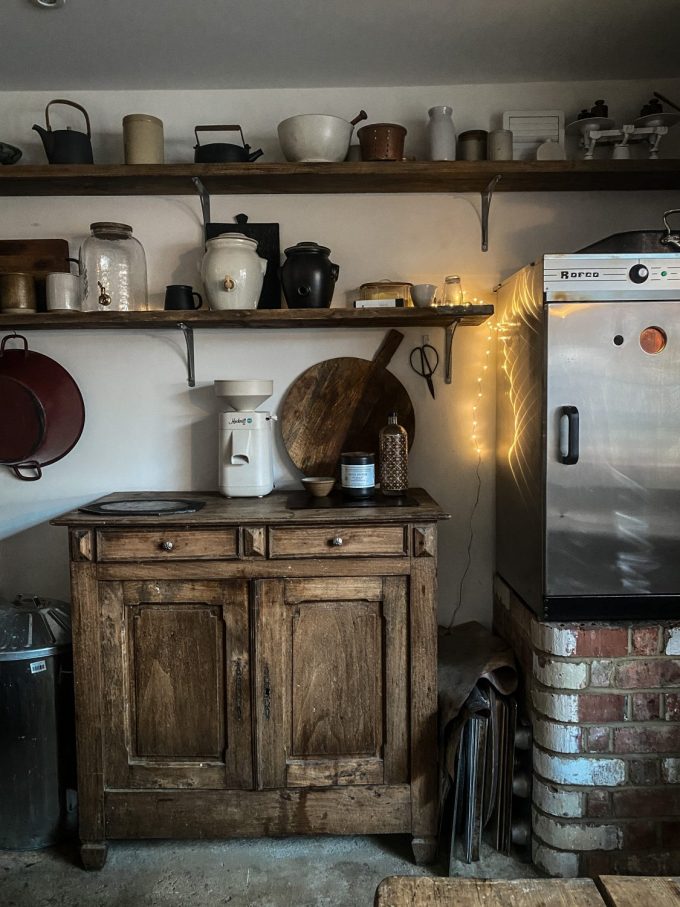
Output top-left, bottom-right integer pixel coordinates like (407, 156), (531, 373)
(0, 273), (37, 314)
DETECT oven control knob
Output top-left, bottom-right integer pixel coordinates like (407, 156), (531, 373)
(629, 264), (649, 283)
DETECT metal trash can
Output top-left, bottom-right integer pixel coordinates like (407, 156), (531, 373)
(0, 594), (76, 849)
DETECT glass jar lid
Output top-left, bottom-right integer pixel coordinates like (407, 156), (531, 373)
(359, 279), (413, 300)
(90, 222), (133, 238)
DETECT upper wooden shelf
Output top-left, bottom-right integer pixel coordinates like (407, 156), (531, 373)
(0, 160), (678, 196)
(0, 306), (493, 331)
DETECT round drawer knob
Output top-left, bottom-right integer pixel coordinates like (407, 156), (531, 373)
(331, 536), (343, 547)
(160, 540), (174, 552)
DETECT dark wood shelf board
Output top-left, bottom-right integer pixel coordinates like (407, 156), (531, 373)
(0, 305), (494, 331)
(0, 161), (678, 196)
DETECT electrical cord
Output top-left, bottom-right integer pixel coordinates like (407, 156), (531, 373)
(448, 447), (482, 629)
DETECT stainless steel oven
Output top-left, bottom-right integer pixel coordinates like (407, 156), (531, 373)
(495, 243), (680, 620)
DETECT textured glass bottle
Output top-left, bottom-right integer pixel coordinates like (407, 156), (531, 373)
(379, 411), (408, 496)
(426, 105), (456, 161)
(80, 222), (148, 312)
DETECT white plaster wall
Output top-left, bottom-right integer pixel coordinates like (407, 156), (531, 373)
(1, 79), (679, 625)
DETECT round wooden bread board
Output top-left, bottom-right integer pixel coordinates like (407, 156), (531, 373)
(280, 329), (415, 477)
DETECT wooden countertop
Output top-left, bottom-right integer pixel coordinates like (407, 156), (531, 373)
(51, 489), (450, 528)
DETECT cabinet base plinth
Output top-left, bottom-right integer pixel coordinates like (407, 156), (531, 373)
(104, 785), (413, 839)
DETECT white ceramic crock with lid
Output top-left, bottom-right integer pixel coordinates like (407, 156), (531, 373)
(201, 233), (267, 310)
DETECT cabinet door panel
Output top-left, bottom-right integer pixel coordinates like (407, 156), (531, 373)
(131, 605), (223, 758)
(255, 575), (409, 790)
(292, 602), (381, 756)
(101, 579), (251, 790)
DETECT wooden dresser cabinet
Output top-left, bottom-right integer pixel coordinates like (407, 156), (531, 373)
(53, 490), (449, 869)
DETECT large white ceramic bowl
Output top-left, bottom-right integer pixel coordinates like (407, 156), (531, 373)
(277, 114), (353, 163)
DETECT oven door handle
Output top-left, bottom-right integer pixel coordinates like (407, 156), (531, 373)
(558, 405), (579, 464)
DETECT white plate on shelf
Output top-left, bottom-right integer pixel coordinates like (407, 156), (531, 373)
(566, 117), (615, 135)
(634, 113), (680, 129)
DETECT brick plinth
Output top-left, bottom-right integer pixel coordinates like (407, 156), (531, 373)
(493, 576), (680, 878)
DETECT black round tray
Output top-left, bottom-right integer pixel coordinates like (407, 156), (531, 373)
(79, 498), (206, 516)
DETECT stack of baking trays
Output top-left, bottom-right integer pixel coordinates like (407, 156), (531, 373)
(437, 623), (531, 870)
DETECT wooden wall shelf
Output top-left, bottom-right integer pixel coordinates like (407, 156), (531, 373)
(0, 160), (678, 197)
(0, 306), (492, 330)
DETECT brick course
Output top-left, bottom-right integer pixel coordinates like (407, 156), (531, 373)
(493, 576), (680, 878)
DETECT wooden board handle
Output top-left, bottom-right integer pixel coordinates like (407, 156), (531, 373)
(371, 329), (404, 371)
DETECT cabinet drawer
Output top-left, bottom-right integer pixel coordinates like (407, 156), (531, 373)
(268, 525), (407, 558)
(96, 529), (238, 561)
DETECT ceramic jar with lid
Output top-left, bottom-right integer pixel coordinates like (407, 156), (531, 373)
(280, 242), (339, 309)
(201, 233), (267, 310)
(457, 130), (488, 161)
(80, 222), (148, 311)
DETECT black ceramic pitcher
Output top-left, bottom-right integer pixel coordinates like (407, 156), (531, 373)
(280, 242), (339, 309)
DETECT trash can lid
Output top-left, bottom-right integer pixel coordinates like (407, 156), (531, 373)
(0, 594), (71, 661)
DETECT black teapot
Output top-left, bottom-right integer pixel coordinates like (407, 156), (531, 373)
(33, 99), (94, 164)
(280, 242), (339, 309)
(193, 125), (263, 163)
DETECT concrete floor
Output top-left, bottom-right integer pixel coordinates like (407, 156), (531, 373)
(0, 836), (538, 907)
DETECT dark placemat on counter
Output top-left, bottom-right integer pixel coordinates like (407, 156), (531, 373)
(286, 491), (418, 510)
(79, 498), (206, 515)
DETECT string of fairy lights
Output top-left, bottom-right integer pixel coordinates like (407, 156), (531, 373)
(471, 305), (496, 457)
(448, 300), (496, 628)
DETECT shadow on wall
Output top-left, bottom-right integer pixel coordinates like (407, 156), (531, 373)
(0, 520), (70, 602)
(188, 383), (220, 490)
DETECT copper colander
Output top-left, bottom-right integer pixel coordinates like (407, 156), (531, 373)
(357, 123), (407, 161)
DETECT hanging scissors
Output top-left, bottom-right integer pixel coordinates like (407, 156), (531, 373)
(409, 336), (439, 399)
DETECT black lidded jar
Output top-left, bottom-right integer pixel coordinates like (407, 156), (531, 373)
(280, 241), (340, 309)
(340, 451), (375, 499)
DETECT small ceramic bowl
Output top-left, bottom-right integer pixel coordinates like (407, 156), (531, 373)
(302, 476), (335, 497)
(411, 283), (438, 307)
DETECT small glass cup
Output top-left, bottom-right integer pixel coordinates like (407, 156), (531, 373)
(439, 274), (464, 307)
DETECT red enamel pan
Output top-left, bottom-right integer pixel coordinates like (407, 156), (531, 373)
(0, 334), (85, 480)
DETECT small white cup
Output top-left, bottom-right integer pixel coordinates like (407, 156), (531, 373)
(411, 283), (438, 307)
(46, 272), (81, 311)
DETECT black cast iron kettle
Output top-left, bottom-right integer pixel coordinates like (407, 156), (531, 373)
(33, 99), (94, 164)
(194, 124), (263, 163)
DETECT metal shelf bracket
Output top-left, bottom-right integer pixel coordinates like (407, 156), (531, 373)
(178, 322), (195, 387)
(481, 174), (502, 252)
(192, 176), (211, 245)
(444, 321), (458, 384)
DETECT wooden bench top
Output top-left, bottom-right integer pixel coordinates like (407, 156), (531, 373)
(374, 877), (606, 906)
(598, 876), (680, 906)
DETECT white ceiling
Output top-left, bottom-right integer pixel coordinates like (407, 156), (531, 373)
(3, 0), (680, 90)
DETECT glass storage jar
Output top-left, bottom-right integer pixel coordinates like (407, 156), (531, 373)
(438, 274), (464, 307)
(80, 222), (148, 312)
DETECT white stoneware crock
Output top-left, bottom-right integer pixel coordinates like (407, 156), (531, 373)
(201, 233), (267, 310)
